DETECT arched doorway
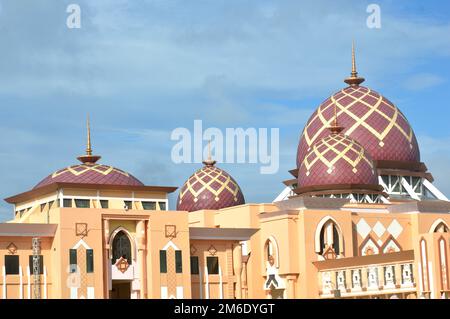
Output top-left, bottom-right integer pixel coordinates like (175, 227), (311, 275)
(110, 231), (133, 299)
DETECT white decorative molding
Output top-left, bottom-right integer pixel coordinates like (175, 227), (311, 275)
(162, 240), (180, 251)
(72, 238), (92, 250)
(2, 265), (6, 299)
(204, 266), (209, 299)
(219, 266), (223, 299)
(27, 266), (31, 299)
(44, 266), (47, 299)
(19, 266), (23, 299)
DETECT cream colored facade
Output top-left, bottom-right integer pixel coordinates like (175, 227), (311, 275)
(1, 180), (450, 299)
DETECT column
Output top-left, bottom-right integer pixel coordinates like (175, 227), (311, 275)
(102, 219), (110, 299)
(287, 275), (296, 298)
(137, 220), (147, 299)
(232, 244), (243, 299)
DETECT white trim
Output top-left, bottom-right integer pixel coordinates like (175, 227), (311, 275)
(43, 266), (47, 299)
(273, 187), (294, 202)
(70, 287), (78, 299)
(401, 177), (421, 200)
(19, 266), (23, 299)
(199, 263), (203, 299)
(87, 287), (95, 299)
(2, 266), (5, 299)
(428, 261), (434, 299)
(27, 266), (31, 299)
(378, 176), (388, 190)
(204, 266), (209, 299)
(423, 179), (449, 201)
(176, 286), (183, 299)
(162, 240), (180, 251)
(72, 238), (92, 250)
(219, 265), (223, 299)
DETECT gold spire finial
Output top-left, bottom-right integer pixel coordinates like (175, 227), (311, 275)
(344, 41), (365, 86)
(202, 139), (217, 166)
(77, 115), (101, 164)
(328, 104), (344, 135)
(86, 115), (92, 156)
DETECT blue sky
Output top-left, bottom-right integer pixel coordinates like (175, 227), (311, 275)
(1, 0), (450, 220)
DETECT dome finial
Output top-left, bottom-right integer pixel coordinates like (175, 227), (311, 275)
(344, 41), (365, 86)
(202, 139), (217, 167)
(77, 115), (101, 164)
(86, 114), (92, 156)
(328, 104), (344, 134)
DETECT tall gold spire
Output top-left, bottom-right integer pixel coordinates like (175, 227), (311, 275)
(77, 115), (101, 164)
(344, 41), (365, 86)
(86, 115), (92, 156)
(202, 140), (217, 167)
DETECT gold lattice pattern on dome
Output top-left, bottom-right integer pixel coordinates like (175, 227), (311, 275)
(301, 134), (374, 176)
(51, 164), (129, 178)
(303, 86), (414, 149)
(178, 166), (241, 204)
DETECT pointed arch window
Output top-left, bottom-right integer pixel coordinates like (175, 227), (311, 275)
(434, 222), (449, 233)
(319, 220), (341, 259)
(112, 231), (132, 265)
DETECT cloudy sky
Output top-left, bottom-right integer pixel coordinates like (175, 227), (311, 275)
(0, 0), (450, 220)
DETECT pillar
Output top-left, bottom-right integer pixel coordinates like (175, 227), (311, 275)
(102, 219), (110, 299)
(287, 275), (296, 298)
(136, 220), (147, 299)
(232, 244), (243, 299)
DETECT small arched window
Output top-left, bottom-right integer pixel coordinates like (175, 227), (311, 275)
(434, 222), (449, 233)
(319, 220), (341, 259)
(112, 231), (132, 264)
(263, 237), (279, 268)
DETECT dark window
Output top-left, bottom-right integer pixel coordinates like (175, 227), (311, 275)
(75, 199), (90, 208)
(28, 255), (44, 274)
(206, 256), (219, 275)
(69, 249), (77, 273)
(160, 250), (167, 273)
(5, 255), (19, 275)
(190, 256), (199, 275)
(175, 250), (182, 273)
(63, 199), (72, 208)
(86, 249), (94, 273)
(124, 201), (132, 210)
(112, 231), (132, 264)
(159, 202), (167, 210)
(100, 200), (109, 209)
(142, 201), (156, 210)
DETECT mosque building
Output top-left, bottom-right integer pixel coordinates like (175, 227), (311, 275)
(0, 46), (449, 299)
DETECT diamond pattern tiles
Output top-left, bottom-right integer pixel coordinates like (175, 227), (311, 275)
(297, 133), (378, 189)
(33, 164), (144, 189)
(297, 86), (420, 167)
(177, 165), (245, 212)
(356, 218), (404, 241)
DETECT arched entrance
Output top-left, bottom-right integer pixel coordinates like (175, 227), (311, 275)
(110, 230), (133, 299)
